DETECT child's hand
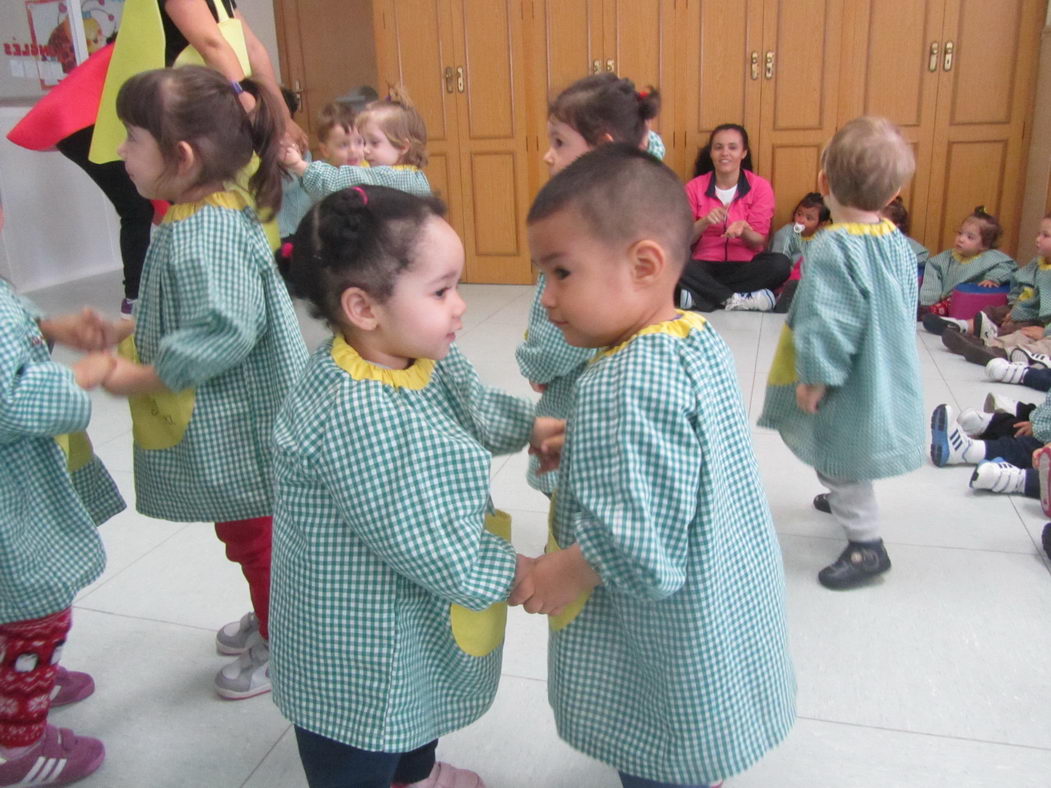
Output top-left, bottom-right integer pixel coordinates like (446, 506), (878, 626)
(530, 433), (564, 474)
(723, 219), (751, 239)
(529, 417), (565, 472)
(101, 356), (164, 396)
(519, 545), (600, 616)
(509, 553), (536, 605)
(280, 143), (308, 176)
(40, 308), (131, 351)
(977, 279), (999, 288)
(795, 383), (827, 414)
(72, 352), (116, 390)
(529, 381), (547, 393)
(1020, 326), (1046, 340)
(1015, 420), (1034, 438)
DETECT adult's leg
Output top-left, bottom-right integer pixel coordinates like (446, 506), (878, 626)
(678, 260), (734, 310)
(55, 126), (153, 300)
(710, 251), (792, 294)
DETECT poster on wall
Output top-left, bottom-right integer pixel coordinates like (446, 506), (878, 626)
(2, 0), (124, 99)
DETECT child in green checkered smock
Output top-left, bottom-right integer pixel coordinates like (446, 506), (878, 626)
(0, 270), (127, 783)
(760, 117), (924, 591)
(99, 66), (310, 701)
(514, 146), (794, 788)
(919, 207), (1015, 313)
(280, 89), (432, 203)
(269, 186), (562, 788)
(517, 73), (662, 495)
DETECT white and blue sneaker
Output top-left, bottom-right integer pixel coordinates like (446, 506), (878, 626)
(930, 404), (982, 466)
(969, 457), (1026, 493)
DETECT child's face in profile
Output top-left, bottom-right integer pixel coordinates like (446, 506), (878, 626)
(319, 124), (365, 167)
(1036, 218), (1051, 260)
(530, 208), (640, 348)
(118, 124), (172, 201)
(543, 118), (592, 175)
(367, 216), (466, 365)
(361, 118), (407, 166)
(954, 219), (987, 257)
(792, 205), (823, 237)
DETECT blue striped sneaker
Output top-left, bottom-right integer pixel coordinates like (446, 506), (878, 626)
(930, 404), (976, 466)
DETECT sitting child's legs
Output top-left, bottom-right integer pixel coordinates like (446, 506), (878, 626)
(294, 727), (437, 788)
(618, 772), (721, 788)
(931, 404), (1041, 467)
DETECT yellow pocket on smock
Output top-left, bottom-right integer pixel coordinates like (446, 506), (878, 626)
(545, 496), (592, 632)
(450, 510), (511, 657)
(55, 431), (94, 473)
(118, 336), (196, 451)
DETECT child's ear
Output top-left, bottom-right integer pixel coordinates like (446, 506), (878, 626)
(628, 238), (667, 287)
(817, 170), (830, 198)
(174, 141), (197, 176)
(882, 188), (902, 210)
(340, 287), (380, 331)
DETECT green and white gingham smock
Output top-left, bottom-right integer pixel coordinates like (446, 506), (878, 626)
(300, 161), (432, 201)
(0, 282), (124, 624)
(549, 311), (795, 785)
(1006, 257), (1051, 326)
(515, 273), (593, 494)
(129, 192), (308, 522)
(759, 220), (924, 481)
(919, 247), (1015, 304)
(270, 337), (534, 752)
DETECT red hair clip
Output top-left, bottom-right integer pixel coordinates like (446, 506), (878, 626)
(637, 90), (650, 100)
(352, 186), (368, 205)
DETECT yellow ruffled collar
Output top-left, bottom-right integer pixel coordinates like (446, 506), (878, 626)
(951, 249), (982, 263)
(826, 218), (896, 236)
(1039, 257), (1051, 271)
(594, 310), (707, 361)
(164, 190), (248, 223)
(330, 334), (435, 389)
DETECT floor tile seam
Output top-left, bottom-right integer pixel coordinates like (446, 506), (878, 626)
(775, 529), (1043, 556)
(795, 713), (1051, 753)
(498, 671), (548, 685)
(76, 524), (193, 599)
(69, 605), (222, 634)
(239, 723), (295, 788)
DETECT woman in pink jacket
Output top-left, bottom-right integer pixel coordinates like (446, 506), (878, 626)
(678, 124), (790, 312)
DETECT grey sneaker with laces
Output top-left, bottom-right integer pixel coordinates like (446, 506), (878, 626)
(723, 289), (775, 312)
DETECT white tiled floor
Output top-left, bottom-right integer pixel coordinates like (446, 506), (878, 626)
(26, 271), (1051, 787)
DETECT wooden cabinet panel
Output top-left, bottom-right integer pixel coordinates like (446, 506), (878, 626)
(947, 0), (1022, 127)
(680, 0), (762, 181)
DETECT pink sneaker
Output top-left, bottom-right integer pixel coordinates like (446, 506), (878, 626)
(50, 667), (95, 708)
(0, 725), (104, 786)
(393, 762), (486, 788)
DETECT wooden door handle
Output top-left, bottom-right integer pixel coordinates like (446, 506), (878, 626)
(592, 59), (601, 74)
(928, 41), (939, 72)
(456, 65), (465, 92)
(943, 41), (954, 71)
(765, 50), (774, 79)
(605, 58), (615, 73)
(444, 67), (455, 93)
(750, 51), (759, 80)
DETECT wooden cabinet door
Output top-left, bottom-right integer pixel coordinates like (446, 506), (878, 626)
(839, 0), (944, 245)
(372, 0), (464, 240)
(524, 0), (602, 195)
(679, 0), (764, 183)
(924, 0), (1043, 257)
(449, 0), (533, 283)
(602, 0), (679, 171)
(755, 0), (844, 231)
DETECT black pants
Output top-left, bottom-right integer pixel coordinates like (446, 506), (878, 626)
(56, 125), (153, 300)
(979, 404), (1041, 468)
(294, 726), (436, 788)
(1021, 368), (1051, 393)
(677, 252), (791, 311)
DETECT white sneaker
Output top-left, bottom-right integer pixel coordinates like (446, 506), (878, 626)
(973, 311), (998, 343)
(970, 458), (1026, 494)
(214, 631), (270, 700)
(723, 289), (775, 312)
(982, 391), (1021, 416)
(957, 408), (993, 437)
(985, 358), (1027, 384)
(930, 403), (981, 466)
(678, 289), (694, 310)
(216, 611), (259, 656)
(1009, 346), (1051, 369)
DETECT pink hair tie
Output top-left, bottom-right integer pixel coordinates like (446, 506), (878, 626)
(280, 241), (294, 259)
(352, 186), (368, 205)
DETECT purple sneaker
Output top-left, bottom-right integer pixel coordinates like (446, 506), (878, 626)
(119, 298), (136, 318)
(0, 725), (104, 786)
(50, 667), (95, 708)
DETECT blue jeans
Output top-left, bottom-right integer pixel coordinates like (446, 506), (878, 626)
(294, 726), (436, 788)
(619, 772), (717, 788)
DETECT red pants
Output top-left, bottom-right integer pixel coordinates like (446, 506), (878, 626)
(214, 517), (272, 640)
(0, 608), (72, 747)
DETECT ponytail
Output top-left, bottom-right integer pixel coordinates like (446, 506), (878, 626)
(240, 78), (285, 219)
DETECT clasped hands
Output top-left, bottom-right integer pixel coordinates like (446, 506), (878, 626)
(46, 310), (159, 395)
